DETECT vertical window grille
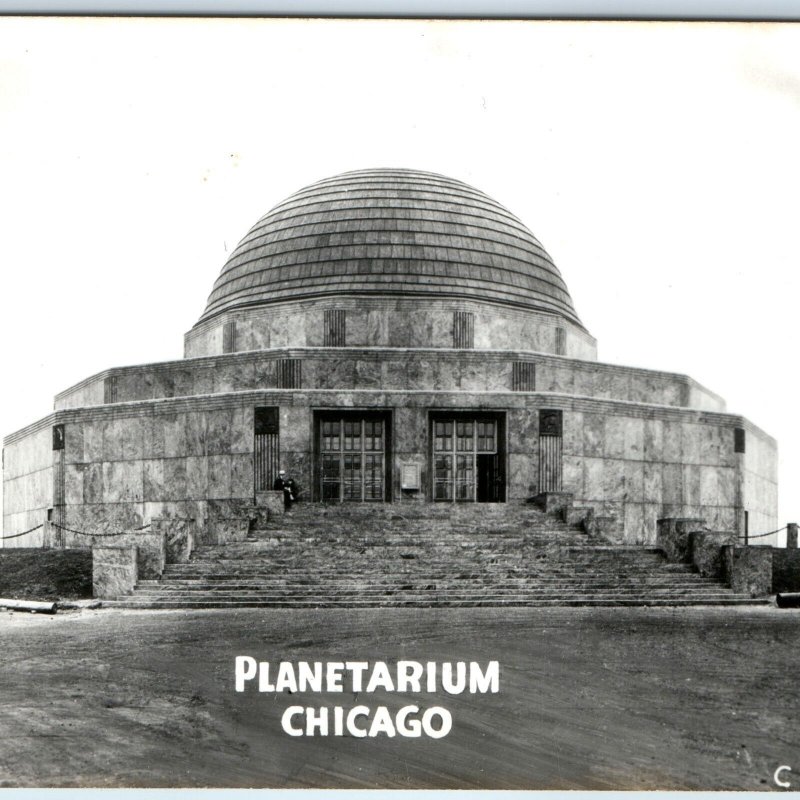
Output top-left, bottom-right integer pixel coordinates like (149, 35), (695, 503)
(222, 320), (237, 354)
(277, 359), (302, 389)
(734, 427), (746, 454)
(104, 376), (118, 404)
(453, 311), (474, 349)
(555, 328), (566, 356)
(512, 361), (536, 391)
(324, 309), (346, 346)
(254, 407), (280, 493)
(52, 425), (66, 547)
(538, 409), (563, 493)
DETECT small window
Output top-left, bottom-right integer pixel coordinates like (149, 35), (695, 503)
(52, 424), (65, 451)
(734, 427), (746, 454)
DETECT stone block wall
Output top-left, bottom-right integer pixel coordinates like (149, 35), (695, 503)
(2, 421), (54, 547)
(6, 386), (777, 548)
(54, 347), (726, 416)
(48, 403), (255, 546)
(742, 426), (779, 542)
(561, 410), (742, 544)
(183, 297), (599, 361)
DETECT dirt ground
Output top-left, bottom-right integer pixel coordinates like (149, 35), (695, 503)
(0, 605), (798, 789)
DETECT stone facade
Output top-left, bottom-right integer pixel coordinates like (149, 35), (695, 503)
(1, 168), (779, 552)
(3, 386), (777, 548)
(184, 298), (599, 361)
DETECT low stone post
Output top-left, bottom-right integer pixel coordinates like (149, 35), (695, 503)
(689, 531), (737, 579)
(787, 523), (798, 549)
(721, 545), (773, 597)
(656, 518), (706, 563)
(528, 492), (574, 515)
(256, 490), (286, 517)
(582, 509), (623, 543)
(152, 517), (195, 563)
(93, 545), (137, 599)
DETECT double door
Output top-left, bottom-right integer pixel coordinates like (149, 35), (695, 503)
(319, 415), (386, 502)
(432, 415), (504, 502)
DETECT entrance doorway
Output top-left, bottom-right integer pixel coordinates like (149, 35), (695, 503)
(430, 412), (505, 502)
(314, 411), (392, 502)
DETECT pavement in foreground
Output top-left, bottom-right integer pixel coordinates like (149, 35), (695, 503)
(0, 605), (798, 789)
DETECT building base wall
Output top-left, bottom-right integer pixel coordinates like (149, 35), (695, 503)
(3, 388), (778, 548)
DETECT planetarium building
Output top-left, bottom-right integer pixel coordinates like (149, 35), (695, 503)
(2, 169), (778, 548)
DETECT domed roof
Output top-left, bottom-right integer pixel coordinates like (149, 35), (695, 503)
(198, 168), (584, 328)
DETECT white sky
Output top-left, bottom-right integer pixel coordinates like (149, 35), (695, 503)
(1, 17), (798, 531)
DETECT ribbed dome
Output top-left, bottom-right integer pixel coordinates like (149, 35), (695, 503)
(199, 168), (583, 327)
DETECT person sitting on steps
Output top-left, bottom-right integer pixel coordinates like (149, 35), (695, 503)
(273, 469), (297, 511)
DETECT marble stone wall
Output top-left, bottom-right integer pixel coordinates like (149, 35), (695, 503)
(742, 426), (779, 543)
(2, 421), (53, 547)
(183, 297), (598, 361)
(5, 388), (776, 548)
(54, 348), (726, 414)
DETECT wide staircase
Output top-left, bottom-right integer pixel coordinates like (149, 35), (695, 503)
(108, 503), (769, 609)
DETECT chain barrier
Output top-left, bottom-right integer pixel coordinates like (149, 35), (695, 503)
(738, 525), (787, 541)
(1, 522), (152, 541)
(0, 523), (44, 540)
(52, 522), (152, 538)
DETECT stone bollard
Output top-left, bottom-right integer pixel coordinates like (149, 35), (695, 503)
(787, 523), (798, 549)
(689, 531), (737, 579)
(721, 545), (773, 597)
(656, 518), (706, 563)
(92, 545), (137, 599)
(152, 517), (195, 564)
(256, 490), (286, 517)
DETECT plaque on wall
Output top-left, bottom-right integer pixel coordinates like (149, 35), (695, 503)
(401, 463), (420, 490)
(539, 409), (563, 437)
(254, 406), (279, 435)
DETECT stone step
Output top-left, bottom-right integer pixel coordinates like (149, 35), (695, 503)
(135, 576), (723, 590)
(107, 596), (771, 609)
(145, 581), (719, 590)
(158, 564), (702, 576)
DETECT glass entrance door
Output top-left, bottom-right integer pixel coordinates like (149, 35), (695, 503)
(320, 417), (385, 502)
(433, 417), (500, 502)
